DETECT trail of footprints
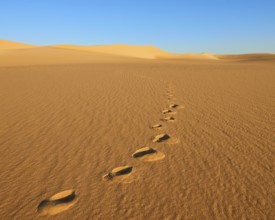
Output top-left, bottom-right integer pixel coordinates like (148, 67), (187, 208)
(37, 83), (183, 216)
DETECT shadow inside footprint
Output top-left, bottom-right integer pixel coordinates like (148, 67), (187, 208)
(169, 104), (179, 108)
(153, 134), (170, 143)
(103, 166), (133, 181)
(37, 190), (76, 216)
(132, 147), (156, 158)
(132, 147), (165, 161)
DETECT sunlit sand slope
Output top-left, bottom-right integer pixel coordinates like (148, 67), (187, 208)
(0, 46), (141, 66)
(53, 44), (172, 59)
(0, 40), (36, 50)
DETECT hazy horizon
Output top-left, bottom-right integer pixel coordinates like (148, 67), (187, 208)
(1, 0), (275, 54)
(2, 38), (275, 55)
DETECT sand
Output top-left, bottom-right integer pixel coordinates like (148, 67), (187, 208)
(0, 40), (274, 219)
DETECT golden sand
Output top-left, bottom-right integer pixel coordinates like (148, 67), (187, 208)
(0, 40), (274, 219)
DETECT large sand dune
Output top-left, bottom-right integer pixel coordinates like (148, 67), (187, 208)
(0, 40), (274, 219)
(53, 44), (172, 59)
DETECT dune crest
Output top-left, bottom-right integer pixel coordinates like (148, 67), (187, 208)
(0, 40), (36, 50)
(53, 44), (172, 59)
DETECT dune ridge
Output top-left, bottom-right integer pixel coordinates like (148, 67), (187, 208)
(0, 40), (36, 50)
(52, 44), (172, 59)
(1, 39), (275, 66)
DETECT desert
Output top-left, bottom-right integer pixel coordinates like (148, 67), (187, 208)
(0, 39), (274, 219)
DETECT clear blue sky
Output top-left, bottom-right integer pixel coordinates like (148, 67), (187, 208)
(1, 0), (275, 54)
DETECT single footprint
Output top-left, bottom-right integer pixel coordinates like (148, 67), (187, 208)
(169, 103), (184, 109)
(132, 147), (165, 161)
(153, 133), (180, 145)
(153, 133), (170, 143)
(162, 116), (175, 122)
(169, 104), (179, 108)
(162, 109), (172, 114)
(37, 189), (76, 216)
(162, 109), (176, 115)
(152, 124), (163, 130)
(103, 165), (133, 182)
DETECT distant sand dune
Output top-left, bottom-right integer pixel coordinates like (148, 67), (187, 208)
(166, 53), (219, 60)
(217, 53), (275, 61)
(0, 46), (139, 66)
(1, 40), (274, 66)
(0, 40), (36, 50)
(53, 44), (172, 59)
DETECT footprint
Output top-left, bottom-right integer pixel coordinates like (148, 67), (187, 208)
(153, 133), (180, 145)
(132, 147), (165, 161)
(162, 109), (176, 115)
(152, 124), (163, 130)
(162, 109), (172, 114)
(103, 165), (133, 182)
(169, 103), (184, 109)
(162, 116), (175, 122)
(169, 104), (179, 108)
(37, 189), (77, 216)
(153, 134), (170, 143)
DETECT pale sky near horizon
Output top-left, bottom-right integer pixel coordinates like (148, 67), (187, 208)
(0, 0), (274, 54)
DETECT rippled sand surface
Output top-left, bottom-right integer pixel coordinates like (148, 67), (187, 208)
(0, 59), (274, 219)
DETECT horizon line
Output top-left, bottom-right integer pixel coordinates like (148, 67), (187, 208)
(1, 39), (274, 56)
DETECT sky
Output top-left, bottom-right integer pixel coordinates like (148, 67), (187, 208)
(0, 0), (275, 54)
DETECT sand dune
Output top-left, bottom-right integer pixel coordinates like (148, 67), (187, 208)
(53, 44), (172, 59)
(167, 53), (219, 60)
(0, 46), (141, 66)
(1, 40), (275, 66)
(0, 40), (36, 50)
(217, 53), (275, 61)
(0, 40), (274, 219)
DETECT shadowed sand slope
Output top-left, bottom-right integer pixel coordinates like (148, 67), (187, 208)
(217, 53), (275, 61)
(0, 46), (274, 219)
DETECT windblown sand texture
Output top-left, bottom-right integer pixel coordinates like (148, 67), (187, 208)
(0, 40), (274, 219)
